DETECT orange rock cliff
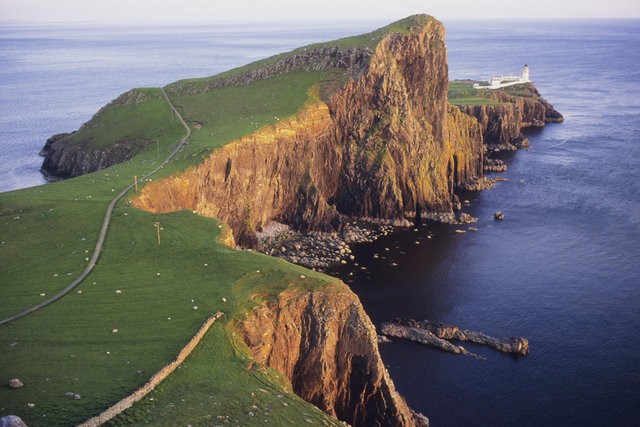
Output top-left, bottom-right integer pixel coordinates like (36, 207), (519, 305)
(237, 283), (428, 426)
(35, 15), (564, 426)
(132, 16), (484, 246)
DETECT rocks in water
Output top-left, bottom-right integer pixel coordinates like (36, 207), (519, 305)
(424, 211), (457, 224)
(0, 415), (28, 427)
(257, 220), (394, 269)
(513, 136), (530, 149)
(382, 319), (529, 356)
(460, 176), (496, 191)
(495, 211), (505, 220)
(458, 213), (477, 224)
(377, 335), (391, 344)
(8, 379), (23, 389)
(487, 143), (518, 153)
(483, 158), (507, 172)
(381, 321), (481, 359)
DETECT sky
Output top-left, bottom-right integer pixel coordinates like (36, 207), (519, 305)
(1, 0), (639, 23)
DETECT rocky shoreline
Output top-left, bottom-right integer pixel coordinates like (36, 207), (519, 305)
(381, 319), (530, 357)
(256, 220), (398, 269)
(255, 207), (484, 269)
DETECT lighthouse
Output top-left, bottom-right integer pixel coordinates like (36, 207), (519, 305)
(522, 64), (530, 82)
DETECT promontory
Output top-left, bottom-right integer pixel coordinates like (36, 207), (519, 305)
(1, 14), (560, 426)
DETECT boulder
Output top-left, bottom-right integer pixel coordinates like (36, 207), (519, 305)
(0, 415), (28, 427)
(7, 379), (23, 389)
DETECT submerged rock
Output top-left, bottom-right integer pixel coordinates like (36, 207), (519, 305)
(382, 319), (529, 356)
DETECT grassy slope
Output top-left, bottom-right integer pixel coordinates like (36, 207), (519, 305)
(52, 88), (177, 151)
(0, 70), (340, 425)
(0, 16), (432, 425)
(448, 80), (541, 106)
(448, 80), (506, 106)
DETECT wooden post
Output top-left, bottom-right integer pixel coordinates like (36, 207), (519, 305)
(154, 222), (161, 246)
(134, 175), (138, 192)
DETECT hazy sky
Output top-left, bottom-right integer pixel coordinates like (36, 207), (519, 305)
(2, 0), (639, 23)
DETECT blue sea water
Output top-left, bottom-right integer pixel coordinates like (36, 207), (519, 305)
(0, 21), (379, 192)
(331, 19), (640, 426)
(1, 18), (639, 426)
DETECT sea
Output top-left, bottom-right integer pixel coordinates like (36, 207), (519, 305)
(1, 19), (639, 426)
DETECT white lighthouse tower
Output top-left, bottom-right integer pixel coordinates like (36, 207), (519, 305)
(521, 64), (530, 82)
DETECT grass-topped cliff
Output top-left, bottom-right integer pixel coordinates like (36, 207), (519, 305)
(2, 15), (449, 427)
(1, 13), (562, 426)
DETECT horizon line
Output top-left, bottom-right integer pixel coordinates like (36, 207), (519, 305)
(2, 16), (640, 25)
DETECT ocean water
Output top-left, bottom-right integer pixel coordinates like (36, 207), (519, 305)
(0, 21), (379, 192)
(2, 19), (639, 426)
(330, 20), (640, 426)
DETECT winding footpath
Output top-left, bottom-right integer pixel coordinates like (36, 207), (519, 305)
(0, 88), (190, 326)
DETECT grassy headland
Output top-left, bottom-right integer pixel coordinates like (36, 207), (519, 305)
(0, 66), (341, 426)
(447, 80), (505, 106)
(1, 15), (452, 425)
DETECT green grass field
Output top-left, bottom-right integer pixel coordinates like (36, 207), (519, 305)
(447, 80), (505, 106)
(0, 16), (465, 425)
(0, 61), (342, 425)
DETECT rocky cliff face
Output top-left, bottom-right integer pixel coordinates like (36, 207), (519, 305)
(39, 89), (156, 180)
(458, 83), (563, 148)
(134, 16), (484, 246)
(167, 45), (373, 97)
(237, 282), (428, 426)
(40, 132), (146, 180)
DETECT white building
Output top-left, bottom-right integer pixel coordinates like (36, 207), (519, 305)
(474, 65), (530, 89)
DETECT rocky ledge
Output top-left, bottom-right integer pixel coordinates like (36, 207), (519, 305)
(237, 283), (429, 426)
(382, 319), (529, 358)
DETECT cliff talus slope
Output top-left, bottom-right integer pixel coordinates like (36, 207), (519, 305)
(134, 16), (483, 245)
(237, 282), (427, 426)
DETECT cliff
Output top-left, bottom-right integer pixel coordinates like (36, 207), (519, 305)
(236, 282), (428, 426)
(457, 83), (563, 148)
(40, 131), (144, 180)
(40, 88), (179, 179)
(133, 15), (485, 246)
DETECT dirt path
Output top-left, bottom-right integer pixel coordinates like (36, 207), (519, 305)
(0, 88), (190, 326)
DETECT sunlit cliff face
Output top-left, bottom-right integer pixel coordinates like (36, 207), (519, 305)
(133, 17), (484, 246)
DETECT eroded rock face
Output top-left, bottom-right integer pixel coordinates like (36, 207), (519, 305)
(167, 45), (374, 96)
(237, 284), (427, 426)
(40, 133), (146, 180)
(134, 16), (484, 246)
(39, 89), (154, 180)
(458, 83), (563, 147)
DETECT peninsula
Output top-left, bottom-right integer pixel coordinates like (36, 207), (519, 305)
(1, 14), (561, 426)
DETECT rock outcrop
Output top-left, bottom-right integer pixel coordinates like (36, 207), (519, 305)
(167, 45), (373, 97)
(382, 319), (529, 357)
(40, 132), (147, 180)
(0, 415), (27, 427)
(237, 282), (428, 426)
(458, 83), (563, 148)
(134, 15), (485, 246)
(40, 89), (160, 180)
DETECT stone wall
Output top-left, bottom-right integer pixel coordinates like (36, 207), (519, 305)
(78, 312), (224, 427)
